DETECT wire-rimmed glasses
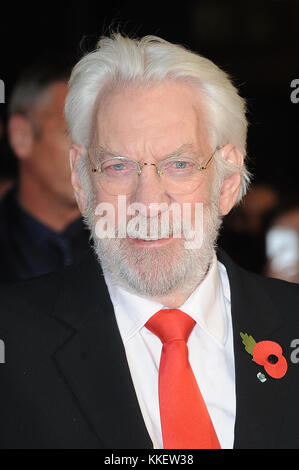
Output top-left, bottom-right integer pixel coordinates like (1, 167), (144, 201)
(88, 146), (221, 196)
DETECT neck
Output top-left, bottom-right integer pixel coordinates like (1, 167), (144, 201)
(153, 293), (193, 309)
(18, 169), (80, 233)
(152, 276), (205, 308)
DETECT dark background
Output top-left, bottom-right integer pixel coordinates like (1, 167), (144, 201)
(1, 0), (299, 192)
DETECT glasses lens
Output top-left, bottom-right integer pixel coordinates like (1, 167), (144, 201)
(96, 158), (139, 195)
(160, 158), (203, 195)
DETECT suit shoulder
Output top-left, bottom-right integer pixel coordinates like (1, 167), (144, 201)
(0, 251), (99, 324)
(0, 260), (83, 324)
(238, 266), (299, 323)
(0, 270), (62, 323)
(244, 267), (299, 297)
(218, 248), (299, 326)
(219, 248), (299, 298)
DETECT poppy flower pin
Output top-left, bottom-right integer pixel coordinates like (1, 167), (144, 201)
(240, 332), (288, 379)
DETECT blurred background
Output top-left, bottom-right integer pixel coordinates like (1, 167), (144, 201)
(0, 0), (299, 283)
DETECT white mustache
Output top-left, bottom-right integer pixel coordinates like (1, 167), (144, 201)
(94, 199), (206, 248)
(124, 214), (191, 240)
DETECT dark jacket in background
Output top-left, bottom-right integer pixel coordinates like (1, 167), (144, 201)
(0, 187), (91, 283)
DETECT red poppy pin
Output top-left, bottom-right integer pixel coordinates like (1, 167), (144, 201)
(240, 332), (288, 380)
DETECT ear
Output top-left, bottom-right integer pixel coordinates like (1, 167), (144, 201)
(70, 144), (88, 214)
(218, 144), (244, 216)
(8, 115), (34, 159)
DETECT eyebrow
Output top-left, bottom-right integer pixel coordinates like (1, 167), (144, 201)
(93, 143), (197, 161)
(164, 143), (196, 159)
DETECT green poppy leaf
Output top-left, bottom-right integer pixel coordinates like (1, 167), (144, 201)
(240, 332), (256, 356)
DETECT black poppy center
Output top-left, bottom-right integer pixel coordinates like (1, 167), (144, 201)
(267, 354), (279, 364)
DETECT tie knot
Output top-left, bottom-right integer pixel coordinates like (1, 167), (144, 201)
(145, 309), (196, 344)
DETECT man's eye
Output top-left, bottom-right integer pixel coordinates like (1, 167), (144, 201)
(167, 160), (194, 171)
(173, 161), (189, 169)
(161, 159), (196, 176)
(103, 163), (127, 174)
(112, 163), (126, 171)
(102, 160), (135, 176)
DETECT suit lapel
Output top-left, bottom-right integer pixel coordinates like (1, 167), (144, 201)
(51, 252), (152, 449)
(218, 249), (288, 449)
(50, 248), (290, 449)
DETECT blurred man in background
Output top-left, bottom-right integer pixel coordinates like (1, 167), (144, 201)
(0, 60), (91, 283)
(0, 116), (14, 198)
(264, 196), (299, 283)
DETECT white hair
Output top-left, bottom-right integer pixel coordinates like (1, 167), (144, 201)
(65, 33), (251, 202)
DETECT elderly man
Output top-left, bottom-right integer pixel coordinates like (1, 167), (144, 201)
(0, 33), (298, 450)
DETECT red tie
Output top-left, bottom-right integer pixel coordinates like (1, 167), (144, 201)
(146, 309), (221, 449)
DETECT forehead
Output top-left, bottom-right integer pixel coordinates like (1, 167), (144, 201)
(94, 81), (210, 157)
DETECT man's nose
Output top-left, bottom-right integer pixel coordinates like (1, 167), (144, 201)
(130, 165), (171, 216)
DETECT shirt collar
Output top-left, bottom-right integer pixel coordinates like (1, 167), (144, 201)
(105, 251), (227, 348)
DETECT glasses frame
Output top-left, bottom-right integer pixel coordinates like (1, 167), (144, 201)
(88, 146), (222, 178)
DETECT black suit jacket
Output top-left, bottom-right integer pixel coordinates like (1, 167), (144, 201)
(0, 248), (298, 449)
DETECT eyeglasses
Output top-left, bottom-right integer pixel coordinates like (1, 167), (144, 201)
(88, 146), (221, 196)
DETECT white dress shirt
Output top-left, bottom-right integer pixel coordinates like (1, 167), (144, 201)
(104, 252), (236, 449)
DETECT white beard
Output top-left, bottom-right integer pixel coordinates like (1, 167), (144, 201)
(86, 195), (222, 298)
